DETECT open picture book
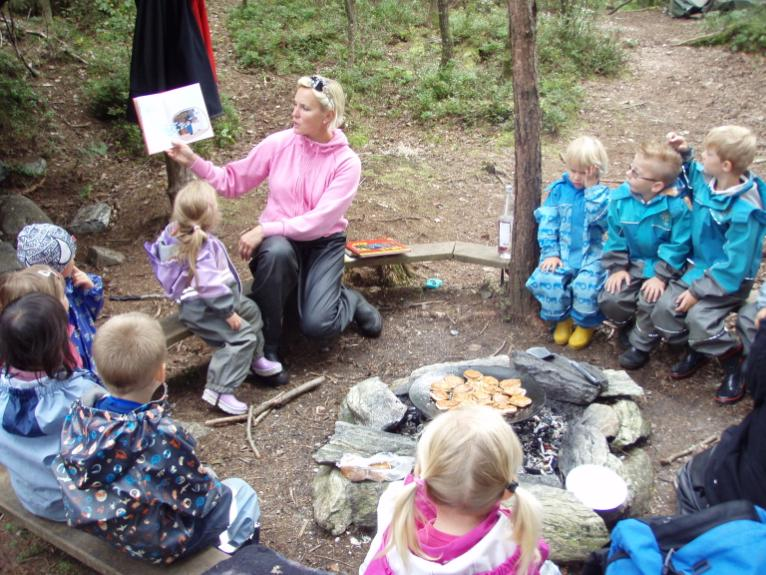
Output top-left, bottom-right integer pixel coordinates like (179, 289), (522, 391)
(132, 83), (214, 155)
(346, 237), (410, 258)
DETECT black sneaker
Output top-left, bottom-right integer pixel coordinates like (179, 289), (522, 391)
(670, 349), (708, 380)
(619, 347), (650, 370)
(354, 294), (383, 338)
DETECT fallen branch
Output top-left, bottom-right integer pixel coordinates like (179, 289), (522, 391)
(660, 433), (718, 465)
(407, 299), (445, 308)
(246, 407), (261, 459)
(109, 293), (167, 301)
(205, 376), (325, 426)
(492, 340), (508, 356)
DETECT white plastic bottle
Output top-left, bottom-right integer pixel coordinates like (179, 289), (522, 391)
(497, 183), (514, 260)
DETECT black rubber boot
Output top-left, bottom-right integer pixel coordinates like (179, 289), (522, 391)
(671, 349), (708, 380)
(715, 348), (746, 404)
(619, 347), (650, 370)
(353, 294), (383, 338)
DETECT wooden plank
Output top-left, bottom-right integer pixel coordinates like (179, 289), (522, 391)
(343, 241), (456, 268)
(161, 315), (191, 347)
(453, 241), (509, 269)
(0, 467), (228, 575)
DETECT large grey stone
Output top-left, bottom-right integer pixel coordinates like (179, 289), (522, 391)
(15, 158), (47, 178)
(312, 466), (388, 535)
(523, 484), (609, 563)
(559, 423), (623, 477)
(0, 194), (52, 243)
(612, 400), (651, 449)
(313, 421), (416, 466)
(0, 241), (22, 274)
(512, 351), (601, 405)
(408, 355), (511, 381)
(580, 403), (620, 439)
(618, 447), (654, 516)
(339, 377), (407, 431)
(70, 202), (111, 235)
(87, 245), (125, 268)
(176, 420), (212, 440)
(600, 369), (645, 399)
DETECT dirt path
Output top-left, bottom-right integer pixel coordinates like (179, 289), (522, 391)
(2, 5), (766, 574)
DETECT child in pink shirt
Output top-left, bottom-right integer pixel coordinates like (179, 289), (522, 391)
(359, 406), (558, 575)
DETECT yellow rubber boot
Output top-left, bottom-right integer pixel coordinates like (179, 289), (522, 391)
(568, 326), (594, 350)
(553, 318), (574, 346)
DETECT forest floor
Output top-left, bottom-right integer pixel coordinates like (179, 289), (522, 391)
(1, 3), (765, 574)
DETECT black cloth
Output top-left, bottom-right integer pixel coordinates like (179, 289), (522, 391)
(203, 543), (330, 575)
(677, 323), (766, 512)
(248, 234), (361, 354)
(128, 0), (222, 121)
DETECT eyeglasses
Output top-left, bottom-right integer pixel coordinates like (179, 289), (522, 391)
(309, 75), (326, 93)
(627, 165), (660, 182)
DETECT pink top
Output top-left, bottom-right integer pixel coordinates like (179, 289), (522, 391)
(191, 129), (362, 242)
(359, 476), (549, 575)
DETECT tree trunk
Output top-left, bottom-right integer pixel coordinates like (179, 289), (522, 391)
(343, 0), (357, 65)
(164, 154), (194, 206)
(506, 0), (541, 320)
(38, 0), (52, 25)
(437, 0), (452, 68)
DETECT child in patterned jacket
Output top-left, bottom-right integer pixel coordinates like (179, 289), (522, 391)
(145, 180), (282, 415)
(16, 223), (104, 372)
(526, 136), (610, 350)
(54, 312), (261, 564)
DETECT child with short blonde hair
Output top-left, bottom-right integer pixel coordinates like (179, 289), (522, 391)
(526, 136), (610, 350)
(145, 180), (283, 415)
(599, 141), (691, 370)
(55, 312), (261, 564)
(653, 126), (766, 404)
(359, 406), (556, 575)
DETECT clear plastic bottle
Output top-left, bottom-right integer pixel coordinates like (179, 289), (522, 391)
(497, 183), (514, 260)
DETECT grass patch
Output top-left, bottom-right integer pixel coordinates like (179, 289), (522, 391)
(0, 51), (47, 152)
(692, 5), (766, 52)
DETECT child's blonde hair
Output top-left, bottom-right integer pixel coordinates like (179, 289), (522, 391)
(563, 136), (609, 175)
(385, 405), (543, 574)
(0, 265), (66, 310)
(93, 312), (166, 392)
(703, 125), (757, 175)
(171, 180), (220, 285)
(637, 142), (683, 185)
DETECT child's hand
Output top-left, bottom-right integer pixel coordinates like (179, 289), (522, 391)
(71, 266), (94, 290)
(755, 307), (766, 329)
(540, 257), (563, 272)
(605, 270), (630, 294)
(226, 313), (243, 331)
(675, 289), (698, 313)
(584, 165), (600, 188)
(640, 276), (666, 303)
(238, 225), (264, 260)
(666, 132), (689, 153)
(166, 141), (197, 168)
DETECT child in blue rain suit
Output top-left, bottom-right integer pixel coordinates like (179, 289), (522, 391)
(526, 136), (610, 350)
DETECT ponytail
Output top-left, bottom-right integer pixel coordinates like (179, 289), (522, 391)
(175, 224), (208, 285)
(382, 480), (432, 569)
(170, 180), (219, 286)
(508, 485), (543, 575)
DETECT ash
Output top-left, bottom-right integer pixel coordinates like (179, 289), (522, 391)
(513, 406), (567, 476)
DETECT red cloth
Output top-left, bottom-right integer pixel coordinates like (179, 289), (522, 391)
(189, 0), (217, 81)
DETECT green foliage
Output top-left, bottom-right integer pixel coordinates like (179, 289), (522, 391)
(695, 5), (766, 52)
(0, 52), (46, 146)
(228, 0), (623, 132)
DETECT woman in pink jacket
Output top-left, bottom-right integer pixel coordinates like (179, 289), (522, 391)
(168, 76), (382, 385)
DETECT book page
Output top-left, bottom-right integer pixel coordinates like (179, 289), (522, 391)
(132, 83), (214, 155)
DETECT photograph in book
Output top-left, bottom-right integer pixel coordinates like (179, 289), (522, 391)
(132, 83), (214, 155)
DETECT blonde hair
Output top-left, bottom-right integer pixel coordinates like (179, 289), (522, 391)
(171, 180), (220, 285)
(562, 135), (609, 175)
(703, 125), (757, 174)
(297, 75), (346, 129)
(638, 141), (683, 185)
(385, 405), (543, 574)
(93, 312), (166, 392)
(0, 264), (66, 310)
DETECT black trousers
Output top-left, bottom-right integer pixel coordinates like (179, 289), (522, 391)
(248, 233), (360, 355)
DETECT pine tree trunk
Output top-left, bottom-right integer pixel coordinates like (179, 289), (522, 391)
(343, 0), (357, 65)
(506, 0), (542, 320)
(164, 154), (194, 206)
(437, 0), (452, 68)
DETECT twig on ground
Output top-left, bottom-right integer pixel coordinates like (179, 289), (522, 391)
(315, 555), (353, 569)
(246, 406), (261, 459)
(407, 300), (445, 308)
(660, 433), (718, 465)
(478, 321), (490, 337)
(608, 0), (635, 15)
(309, 370), (338, 384)
(204, 376), (325, 426)
(296, 518), (310, 540)
(377, 216), (423, 222)
(109, 294), (167, 301)
(492, 340), (508, 356)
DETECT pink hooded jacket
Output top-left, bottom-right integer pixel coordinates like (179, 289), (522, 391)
(190, 129), (361, 241)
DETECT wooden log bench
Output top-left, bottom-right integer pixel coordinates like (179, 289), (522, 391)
(0, 466), (228, 575)
(160, 241), (509, 347)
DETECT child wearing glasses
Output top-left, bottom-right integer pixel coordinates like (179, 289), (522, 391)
(652, 126), (766, 404)
(525, 136), (610, 350)
(598, 142), (691, 370)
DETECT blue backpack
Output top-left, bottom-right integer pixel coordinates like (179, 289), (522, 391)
(604, 500), (766, 575)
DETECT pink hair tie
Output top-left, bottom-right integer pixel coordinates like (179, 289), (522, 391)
(193, 224), (202, 232)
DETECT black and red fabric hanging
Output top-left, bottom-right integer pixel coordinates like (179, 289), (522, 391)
(128, 0), (222, 122)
